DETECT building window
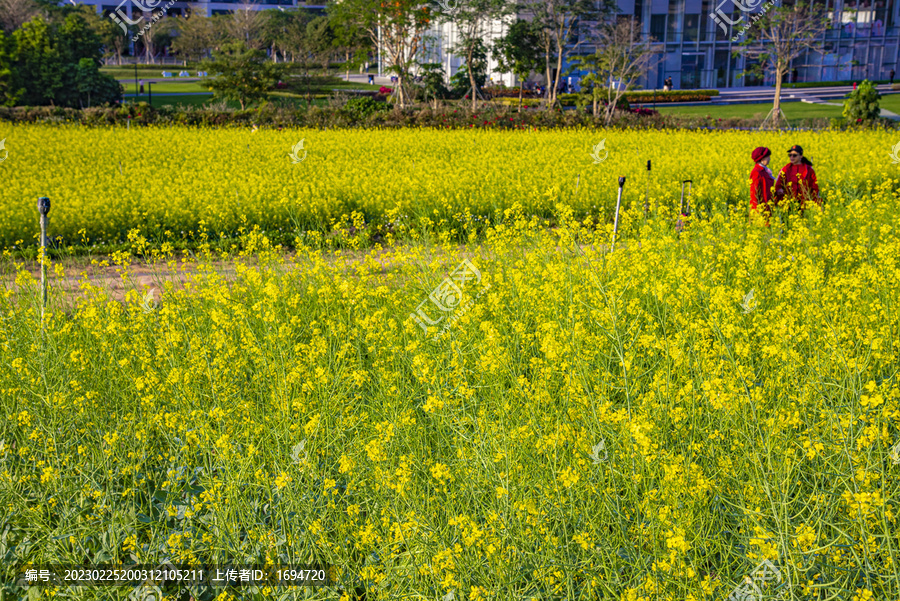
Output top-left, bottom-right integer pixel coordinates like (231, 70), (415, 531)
(650, 14), (666, 42)
(684, 13), (699, 42)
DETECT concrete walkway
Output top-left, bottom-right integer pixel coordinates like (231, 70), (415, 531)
(799, 96), (900, 120)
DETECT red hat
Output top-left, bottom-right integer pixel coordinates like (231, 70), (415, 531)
(751, 147), (771, 162)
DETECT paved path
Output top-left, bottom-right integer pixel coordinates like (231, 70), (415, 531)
(797, 92), (900, 120)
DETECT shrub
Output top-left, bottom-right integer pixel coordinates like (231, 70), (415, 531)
(340, 96), (391, 121)
(843, 79), (881, 122)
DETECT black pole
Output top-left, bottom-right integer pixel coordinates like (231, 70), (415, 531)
(134, 54), (138, 104)
(148, 82), (152, 107)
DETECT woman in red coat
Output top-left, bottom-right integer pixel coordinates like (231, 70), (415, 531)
(775, 145), (820, 211)
(749, 146), (775, 223)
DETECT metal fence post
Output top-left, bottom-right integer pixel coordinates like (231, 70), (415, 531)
(612, 177), (625, 252)
(37, 197), (50, 328)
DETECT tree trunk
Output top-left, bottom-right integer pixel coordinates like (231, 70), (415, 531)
(773, 64), (783, 117)
(552, 42), (564, 107)
(468, 46), (477, 110)
(544, 58), (552, 110)
(346, 50), (350, 81)
(518, 83), (523, 113)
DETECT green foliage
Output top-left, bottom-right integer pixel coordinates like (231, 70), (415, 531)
(843, 79), (881, 122)
(492, 20), (542, 87)
(450, 37), (488, 96)
(9, 14), (121, 108)
(0, 30), (20, 106)
(340, 96), (390, 120)
(418, 62), (450, 106)
(201, 43), (284, 110)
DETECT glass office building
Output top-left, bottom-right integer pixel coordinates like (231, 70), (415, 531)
(421, 0), (900, 89)
(629, 0), (898, 88)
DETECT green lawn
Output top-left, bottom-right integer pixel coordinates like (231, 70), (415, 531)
(134, 94), (331, 109)
(139, 94), (216, 108)
(122, 81), (208, 94)
(877, 93), (900, 114)
(654, 101), (844, 120)
(101, 66), (198, 79)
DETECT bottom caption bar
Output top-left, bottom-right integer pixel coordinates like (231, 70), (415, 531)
(15, 565), (329, 587)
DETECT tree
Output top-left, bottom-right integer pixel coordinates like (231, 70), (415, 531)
(418, 61), (448, 109)
(306, 15), (335, 74)
(438, 0), (510, 110)
(527, 0), (614, 108)
(172, 9), (215, 64)
(843, 79), (880, 123)
(571, 18), (654, 124)
(449, 36), (488, 103)
(330, 13), (370, 81)
(201, 42), (283, 109)
(11, 13), (121, 107)
(74, 56), (120, 107)
(738, 1), (828, 128)
(260, 9), (294, 63)
(0, 0), (38, 34)
(134, 13), (173, 65)
(329, 0), (431, 108)
(0, 30), (21, 105)
(283, 11), (318, 103)
(96, 14), (129, 65)
(229, 0), (265, 49)
(12, 16), (63, 104)
(493, 19), (542, 112)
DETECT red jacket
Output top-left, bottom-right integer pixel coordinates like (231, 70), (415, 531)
(749, 164), (775, 212)
(775, 162), (820, 208)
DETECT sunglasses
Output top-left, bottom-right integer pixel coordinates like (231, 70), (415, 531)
(788, 153), (800, 157)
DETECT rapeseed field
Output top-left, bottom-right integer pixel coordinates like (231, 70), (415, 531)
(1, 126), (900, 600)
(0, 125), (896, 250)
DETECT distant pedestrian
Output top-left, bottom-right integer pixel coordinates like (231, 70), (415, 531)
(775, 145), (820, 212)
(138, 79), (144, 94)
(891, 69), (895, 84)
(853, 81), (858, 90)
(749, 146), (775, 224)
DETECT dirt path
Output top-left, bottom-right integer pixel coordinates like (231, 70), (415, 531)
(1, 241), (610, 304)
